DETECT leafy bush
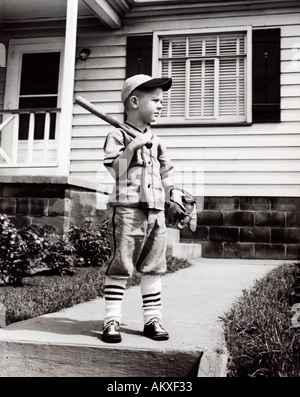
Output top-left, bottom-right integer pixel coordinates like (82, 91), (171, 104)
(222, 263), (300, 377)
(20, 224), (76, 277)
(19, 224), (56, 264)
(0, 214), (30, 286)
(0, 216), (110, 285)
(39, 234), (77, 276)
(67, 218), (110, 267)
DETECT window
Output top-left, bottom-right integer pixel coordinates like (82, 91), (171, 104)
(18, 52), (60, 140)
(154, 29), (251, 124)
(126, 28), (280, 125)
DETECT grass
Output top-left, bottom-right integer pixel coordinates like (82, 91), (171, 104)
(0, 255), (191, 325)
(221, 262), (300, 377)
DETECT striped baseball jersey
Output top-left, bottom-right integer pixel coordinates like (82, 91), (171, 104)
(103, 123), (173, 210)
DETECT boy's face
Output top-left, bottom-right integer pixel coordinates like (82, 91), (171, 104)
(133, 87), (164, 124)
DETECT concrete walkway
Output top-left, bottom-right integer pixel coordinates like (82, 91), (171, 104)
(0, 258), (289, 377)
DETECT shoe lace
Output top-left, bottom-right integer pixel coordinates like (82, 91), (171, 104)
(147, 318), (165, 332)
(103, 320), (119, 333)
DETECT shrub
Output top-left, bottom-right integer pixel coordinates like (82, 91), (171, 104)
(0, 216), (111, 285)
(39, 234), (77, 276)
(0, 214), (30, 286)
(67, 218), (110, 267)
(222, 263), (300, 377)
(19, 224), (56, 264)
(20, 223), (76, 276)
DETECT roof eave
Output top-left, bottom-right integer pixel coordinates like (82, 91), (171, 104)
(82, 0), (137, 29)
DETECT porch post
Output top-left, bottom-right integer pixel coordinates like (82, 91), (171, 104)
(57, 0), (78, 175)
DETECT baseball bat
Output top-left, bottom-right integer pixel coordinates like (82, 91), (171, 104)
(74, 96), (153, 149)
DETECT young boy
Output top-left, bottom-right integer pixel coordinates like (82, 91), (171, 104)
(102, 74), (174, 343)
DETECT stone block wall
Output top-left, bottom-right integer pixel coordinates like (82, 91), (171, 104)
(66, 186), (108, 227)
(0, 183), (70, 234)
(0, 183), (107, 234)
(181, 197), (300, 260)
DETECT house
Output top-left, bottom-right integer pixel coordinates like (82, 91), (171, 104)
(0, 0), (299, 260)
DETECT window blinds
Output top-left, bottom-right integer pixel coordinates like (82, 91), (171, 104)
(160, 33), (246, 122)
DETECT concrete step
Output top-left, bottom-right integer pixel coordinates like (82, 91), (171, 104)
(167, 227), (202, 259)
(167, 227), (181, 243)
(0, 289), (206, 377)
(0, 336), (201, 377)
(0, 262), (226, 377)
(167, 242), (202, 259)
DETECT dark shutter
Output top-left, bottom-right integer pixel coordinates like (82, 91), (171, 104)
(252, 28), (280, 123)
(126, 35), (153, 78)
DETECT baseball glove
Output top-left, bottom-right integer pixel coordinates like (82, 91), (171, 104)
(165, 187), (197, 232)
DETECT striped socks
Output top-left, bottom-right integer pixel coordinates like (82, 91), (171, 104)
(103, 275), (163, 326)
(141, 274), (162, 324)
(103, 276), (127, 325)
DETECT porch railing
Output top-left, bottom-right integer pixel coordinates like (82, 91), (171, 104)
(0, 108), (61, 166)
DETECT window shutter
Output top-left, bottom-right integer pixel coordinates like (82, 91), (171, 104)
(126, 35), (153, 78)
(252, 28), (280, 123)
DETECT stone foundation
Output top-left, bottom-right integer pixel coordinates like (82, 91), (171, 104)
(0, 184), (299, 260)
(181, 196), (300, 260)
(0, 183), (107, 234)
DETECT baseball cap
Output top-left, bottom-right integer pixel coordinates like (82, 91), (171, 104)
(121, 74), (172, 104)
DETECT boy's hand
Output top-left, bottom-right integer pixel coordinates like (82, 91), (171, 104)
(129, 131), (152, 151)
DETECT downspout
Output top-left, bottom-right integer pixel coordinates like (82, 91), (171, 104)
(57, 0), (78, 176)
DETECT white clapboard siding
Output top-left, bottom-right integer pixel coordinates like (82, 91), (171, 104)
(75, 68), (125, 81)
(76, 57), (126, 70)
(74, 79), (124, 92)
(70, 159), (300, 174)
(159, 134), (300, 148)
(171, 159), (300, 172)
(282, 97), (300, 109)
(123, 5), (300, 35)
(73, 113), (124, 126)
(166, 147), (300, 160)
(70, 9), (300, 197)
(74, 91), (121, 103)
(71, 137), (106, 149)
(282, 85), (300, 97)
(70, 146), (300, 162)
(73, 102), (124, 115)
(72, 125), (113, 137)
(281, 110), (300, 122)
(281, 61), (300, 74)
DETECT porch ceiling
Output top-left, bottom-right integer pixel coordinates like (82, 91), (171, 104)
(0, 0), (92, 21)
(0, 0), (137, 29)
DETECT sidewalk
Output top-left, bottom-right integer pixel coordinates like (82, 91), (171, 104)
(0, 258), (288, 377)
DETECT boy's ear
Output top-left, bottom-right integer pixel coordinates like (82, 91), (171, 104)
(129, 95), (139, 109)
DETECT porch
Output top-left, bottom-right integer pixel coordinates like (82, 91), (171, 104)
(0, 0), (135, 178)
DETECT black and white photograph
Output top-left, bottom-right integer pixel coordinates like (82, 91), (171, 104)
(0, 0), (299, 382)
